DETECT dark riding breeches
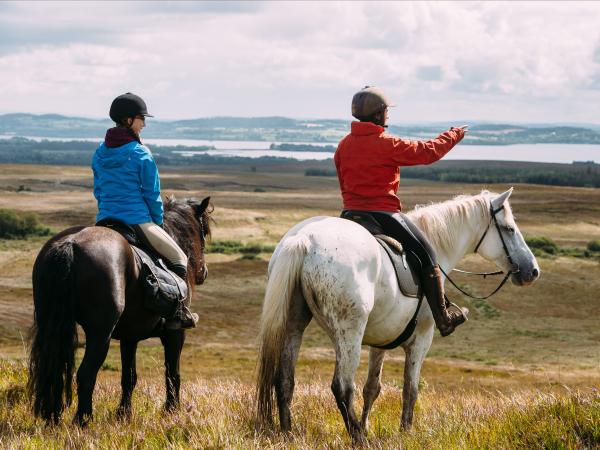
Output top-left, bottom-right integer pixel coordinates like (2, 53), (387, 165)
(342, 210), (438, 269)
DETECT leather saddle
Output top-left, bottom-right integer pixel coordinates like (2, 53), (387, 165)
(96, 219), (187, 318)
(340, 211), (422, 298)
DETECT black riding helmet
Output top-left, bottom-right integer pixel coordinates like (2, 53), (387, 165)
(109, 93), (154, 124)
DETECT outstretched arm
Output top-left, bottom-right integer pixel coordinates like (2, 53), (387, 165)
(388, 125), (468, 166)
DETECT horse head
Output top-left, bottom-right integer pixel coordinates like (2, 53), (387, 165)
(190, 196), (212, 285)
(476, 188), (540, 286)
(163, 195), (212, 286)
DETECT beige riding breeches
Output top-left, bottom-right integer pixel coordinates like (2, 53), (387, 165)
(136, 222), (188, 268)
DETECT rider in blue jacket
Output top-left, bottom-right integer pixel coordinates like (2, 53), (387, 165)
(92, 93), (198, 329)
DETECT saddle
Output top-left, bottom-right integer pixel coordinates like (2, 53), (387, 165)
(96, 219), (188, 318)
(341, 212), (422, 298)
(341, 211), (424, 350)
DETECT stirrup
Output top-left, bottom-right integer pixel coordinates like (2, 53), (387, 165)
(165, 306), (198, 330)
(447, 300), (469, 319)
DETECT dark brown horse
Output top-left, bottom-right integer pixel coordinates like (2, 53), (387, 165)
(28, 196), (212, 425)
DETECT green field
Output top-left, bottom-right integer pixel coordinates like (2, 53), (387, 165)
(0, 163), (599, 448)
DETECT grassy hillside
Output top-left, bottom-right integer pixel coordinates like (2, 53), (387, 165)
(0, 164), (598, 447)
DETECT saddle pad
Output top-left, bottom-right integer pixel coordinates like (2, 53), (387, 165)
(374, 235), (421, 298)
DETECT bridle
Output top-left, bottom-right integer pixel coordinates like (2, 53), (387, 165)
(194, 213), (208, 284)
(439, 202), (520, 300)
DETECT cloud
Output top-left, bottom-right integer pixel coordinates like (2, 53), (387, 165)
(1, 1), (600, 123)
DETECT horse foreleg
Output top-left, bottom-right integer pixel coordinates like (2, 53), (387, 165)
(331, 332), (365, 444)
(117, 339), (138, 419)
(74, 335), (111, 426)
(274, 290), (312, 433)
(160, 329), (185, 412)
(401, 327), (433, 431)
(360, 347), (386, 433)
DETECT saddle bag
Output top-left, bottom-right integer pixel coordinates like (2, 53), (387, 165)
(137, 252), (188, 319)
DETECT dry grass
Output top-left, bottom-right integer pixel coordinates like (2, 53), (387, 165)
(1, 164), (599, 447)
(1, 360), (598, 449)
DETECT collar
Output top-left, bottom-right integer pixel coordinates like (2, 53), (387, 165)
(350, 121), (385, 136)
(104, 127), (141, 148)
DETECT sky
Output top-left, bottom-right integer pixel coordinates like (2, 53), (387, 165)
(1, 1), (600, 124)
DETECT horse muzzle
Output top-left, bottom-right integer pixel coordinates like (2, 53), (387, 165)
(196, 264), (208, 285)
(511, 265), (540, 286)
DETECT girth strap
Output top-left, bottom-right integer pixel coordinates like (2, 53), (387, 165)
(370, 237), (424, 350)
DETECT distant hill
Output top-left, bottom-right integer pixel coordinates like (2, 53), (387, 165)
(1, 113), (600, 145)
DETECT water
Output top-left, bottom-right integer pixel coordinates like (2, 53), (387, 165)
(0, 135), (598, 163)
(173, 143), (600, 164)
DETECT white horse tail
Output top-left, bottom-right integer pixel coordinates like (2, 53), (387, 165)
(256, 233), (309, 427)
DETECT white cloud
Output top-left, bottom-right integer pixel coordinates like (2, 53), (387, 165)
(0, 1), (599, 123)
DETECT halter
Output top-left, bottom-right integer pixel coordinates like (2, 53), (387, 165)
(439, 202), (520, 300)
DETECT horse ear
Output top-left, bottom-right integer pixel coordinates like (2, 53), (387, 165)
(491, 187), (514, 211)
(195, 196), (211, 218)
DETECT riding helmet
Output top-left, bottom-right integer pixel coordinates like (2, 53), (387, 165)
(109, 93), (154, 123)
(351, 86), (395, 120)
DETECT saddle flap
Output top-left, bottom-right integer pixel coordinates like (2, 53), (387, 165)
(132, 247), (188, 318)
(374, 234), (421, 298)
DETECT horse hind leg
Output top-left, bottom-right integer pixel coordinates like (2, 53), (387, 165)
(117, 339), (139, 419)
(74, 333), (112, 426)
(331, 326), (366, 444)
(401, 327), (434, 431)
(360, 347), (386, 433)
(274, 289), (312, 433)
(160, 329), (185, 412)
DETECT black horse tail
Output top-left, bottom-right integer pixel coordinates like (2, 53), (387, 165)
(28, 239), (78, 424)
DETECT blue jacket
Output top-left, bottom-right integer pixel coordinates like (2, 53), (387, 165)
(92, 141), (164, 225)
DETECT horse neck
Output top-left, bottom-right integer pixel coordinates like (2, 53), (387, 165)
(410, 196), (489, 271)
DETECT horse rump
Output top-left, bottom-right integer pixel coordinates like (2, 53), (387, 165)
(28, 238), (78, 423)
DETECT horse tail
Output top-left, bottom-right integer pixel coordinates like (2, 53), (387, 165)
(256, 233), (309, 427)
(28, 239), (78, 424)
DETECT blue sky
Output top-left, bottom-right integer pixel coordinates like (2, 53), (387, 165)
(1, 1), (600, 124)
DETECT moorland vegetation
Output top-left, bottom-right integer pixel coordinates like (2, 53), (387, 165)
(0, 163), (598, 448)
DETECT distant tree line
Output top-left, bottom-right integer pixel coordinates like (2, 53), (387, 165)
(400, 164), (600, 188)
(269, 143), (336, 152)
(0, 137), (216, 166)
(304, 161), (600, 188)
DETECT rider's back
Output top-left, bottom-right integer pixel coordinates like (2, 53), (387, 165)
(335, 121), (464, 212)
(92, 140), (163, 225)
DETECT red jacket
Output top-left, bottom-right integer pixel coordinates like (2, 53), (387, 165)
(334, 121), (465, 212)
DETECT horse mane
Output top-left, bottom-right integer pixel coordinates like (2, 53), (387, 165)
(406, 190), (515, 255)
(162, 196), (212, 275)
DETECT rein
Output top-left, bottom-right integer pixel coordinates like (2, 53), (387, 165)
(440, 203), (519, 300)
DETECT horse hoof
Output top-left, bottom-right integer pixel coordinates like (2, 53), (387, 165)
(73, 413), (92, 428)
(351, 430), (367, 446)
(116, 406), (132, 420)
(164, 401), (180, 413)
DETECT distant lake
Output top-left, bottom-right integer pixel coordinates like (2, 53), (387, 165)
(1, 135), (598, 164)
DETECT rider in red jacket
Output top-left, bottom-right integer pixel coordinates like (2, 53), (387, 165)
(335, 86), (468, 336)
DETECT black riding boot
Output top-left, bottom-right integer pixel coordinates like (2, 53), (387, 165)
(422, 265), (468, 337)
(165, 264), (199, 330)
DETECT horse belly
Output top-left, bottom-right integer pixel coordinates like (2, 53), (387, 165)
(362, 265), (420, 347)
